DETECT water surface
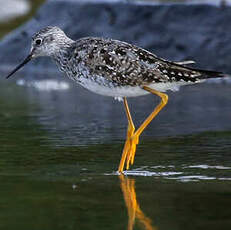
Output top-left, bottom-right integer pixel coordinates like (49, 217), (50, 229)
(0, 73), (230, 230)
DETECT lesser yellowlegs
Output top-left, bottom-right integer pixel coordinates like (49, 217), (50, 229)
(6, 26), (223, 173)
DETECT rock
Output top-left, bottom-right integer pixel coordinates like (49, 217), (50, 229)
(0, 0), (230, 75)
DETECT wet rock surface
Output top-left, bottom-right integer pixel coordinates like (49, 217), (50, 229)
(0, 0), (230, 75)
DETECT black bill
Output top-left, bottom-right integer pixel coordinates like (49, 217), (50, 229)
(6, 54), (33, 79)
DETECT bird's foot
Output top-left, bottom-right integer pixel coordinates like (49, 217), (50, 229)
(126, 135), (139, 170)
(118, 135), (139, 173)
(118, 124), (138, 173)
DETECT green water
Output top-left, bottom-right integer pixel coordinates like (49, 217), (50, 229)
(0, 1), (230, 229)
(0, 76), (230, 230)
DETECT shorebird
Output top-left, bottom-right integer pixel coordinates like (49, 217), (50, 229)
(6, 26), (223, 173)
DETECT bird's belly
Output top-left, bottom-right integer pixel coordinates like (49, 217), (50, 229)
(78, 77), (149, 97)
(76, 76), (197, 98)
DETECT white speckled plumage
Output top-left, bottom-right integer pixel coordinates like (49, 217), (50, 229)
(6, 26), (223, 98)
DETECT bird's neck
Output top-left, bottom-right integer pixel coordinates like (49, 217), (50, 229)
(52, 41), (74, 73)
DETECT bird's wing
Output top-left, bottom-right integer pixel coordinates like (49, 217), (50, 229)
(73, 38), (222, 86)
(74, 38), (166, 86)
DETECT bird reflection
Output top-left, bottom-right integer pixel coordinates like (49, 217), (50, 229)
(119, 175), (157, 230)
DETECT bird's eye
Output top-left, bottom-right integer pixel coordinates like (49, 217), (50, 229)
(35, 39), (42, 45)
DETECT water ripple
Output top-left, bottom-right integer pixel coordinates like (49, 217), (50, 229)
(106, 164), (231, 182)
(184, 164), (231, 170)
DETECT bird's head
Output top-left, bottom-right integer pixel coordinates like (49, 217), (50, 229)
(6, 26), (72, 79)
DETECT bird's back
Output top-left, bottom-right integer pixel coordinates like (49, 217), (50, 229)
(64, 37), (223, 96)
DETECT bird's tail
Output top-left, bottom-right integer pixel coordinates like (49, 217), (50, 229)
(195, 68), (225, 79)
(166, 59), (225, 80)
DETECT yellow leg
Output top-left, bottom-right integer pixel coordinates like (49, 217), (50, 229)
(127, 86), (168, 166)
(118, 86), (168, 173)
(118, 97), (135, 172)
